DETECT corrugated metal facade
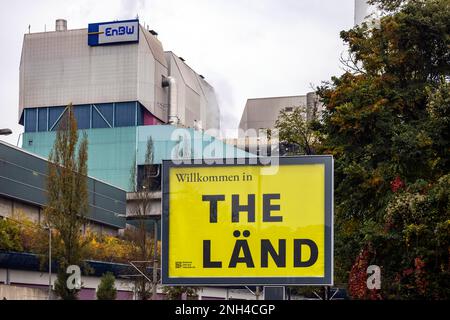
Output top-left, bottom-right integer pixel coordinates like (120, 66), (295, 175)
(0, 141), (126, 228)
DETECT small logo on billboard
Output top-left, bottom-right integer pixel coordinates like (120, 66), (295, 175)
(175, 261), (195, 269)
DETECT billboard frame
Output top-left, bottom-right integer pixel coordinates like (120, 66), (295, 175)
(161, 156), (333, 286)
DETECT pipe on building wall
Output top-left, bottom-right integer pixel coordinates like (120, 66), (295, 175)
(162, 76), (178, 125)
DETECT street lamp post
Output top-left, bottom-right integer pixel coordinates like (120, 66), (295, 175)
(44, 225), (52, 300)
(0, 128), (12, 136)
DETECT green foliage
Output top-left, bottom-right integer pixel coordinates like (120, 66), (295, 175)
(44, 103), (89, 300)
(317, 0), (450, 299)
(381, 175), (450, 299)
(96, 272), (117, 300)
(0, 218), (23, 252)
(275, 106), (321, 155)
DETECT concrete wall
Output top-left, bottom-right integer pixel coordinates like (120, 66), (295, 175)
(0, 284), (48, 300)
(83, 221), (119, 237)
(0, 196), (42, 223)
(239, 95), (307, 135)
(238, 93), (322, 137)
(0, 269), (135, 300)
(198, 287), (256, 300)
(0, 195), (119, 236)
(0, 269), (260, 300)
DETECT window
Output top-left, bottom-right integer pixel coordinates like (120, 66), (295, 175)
(94, 103), (113, 127)
(92, 108), (109, 128)
(24, 108), (37, 132)
(114, 102), (136, 127)
(285, 107), (293, 112)
(23, 101), (145, 131)
(49, 107), (66, 130)
(74, 105), (91, 129)
(38, 108), (47, 132)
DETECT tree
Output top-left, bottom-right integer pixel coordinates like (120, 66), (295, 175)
(44, 103), (89, 300)
(0, 219), (22, 252)
(96, 272), (117, 300)
(317, 0), (449, 299)
(126, 137), (159, 300)
(275, 105), (321, 155)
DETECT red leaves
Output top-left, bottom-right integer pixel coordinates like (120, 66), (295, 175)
(414, 257), (425, 269)
(348, 247), (369, 299)
(402, 268), (414, 276)
(391, 175), (405, 192)
(414, 257), (428, 295)
(398, 257), (428, 296)
(348, 246), (382, 300)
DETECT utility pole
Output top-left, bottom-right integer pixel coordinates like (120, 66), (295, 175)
(152, 219), (159, 300)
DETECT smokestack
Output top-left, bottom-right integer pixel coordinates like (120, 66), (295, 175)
(55, 19), (67, 32)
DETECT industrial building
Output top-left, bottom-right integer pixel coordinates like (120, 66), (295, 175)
(238, 92), (322, 137)
(19, 19), (246, 194)
(0, 140), (126, 234)
(19, 19), (219, 132)
(2, 18), (255, 300)
(0, 140), (136, 299)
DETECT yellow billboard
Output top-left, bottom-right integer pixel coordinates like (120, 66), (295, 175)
(161, 157), (333, 285)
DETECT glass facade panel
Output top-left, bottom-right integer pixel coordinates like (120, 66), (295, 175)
(92, 108), (109, 128)
(115, 102), (136, 127)
(49, 106), (66, 130)
(95, 103), (113, 126)
(137, 104), (145, 126)
(74, 105), (91, 129)
(24, 108), (37, 132)
(23, 101), (145, 132)
(37, 108), (47, 132)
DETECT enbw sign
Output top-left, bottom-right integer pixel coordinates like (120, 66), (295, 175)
(161, 156), (334, 285)
(88, 19), (139, 46)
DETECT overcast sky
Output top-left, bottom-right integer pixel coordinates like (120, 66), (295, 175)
(0, 0), (355, 145)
